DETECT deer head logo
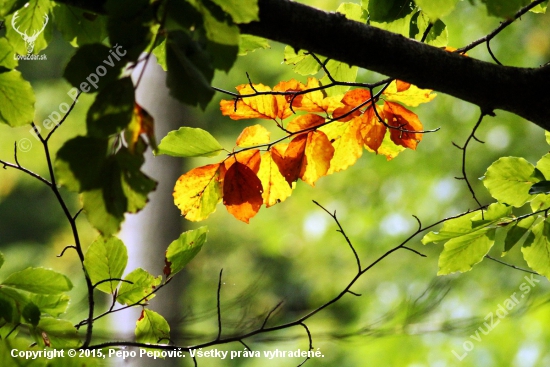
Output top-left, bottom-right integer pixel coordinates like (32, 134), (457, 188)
(11, 11), (49, 55)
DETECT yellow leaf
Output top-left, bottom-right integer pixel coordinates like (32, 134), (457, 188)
(301, 130), (335, 186)
(257, 151), (294, 207)
(383, 80), (436, 107)
(220, 84), (277, 120)
(173, 164), (222, 221)
(320, 117), (363, 174)
(236, 125), (271, 147)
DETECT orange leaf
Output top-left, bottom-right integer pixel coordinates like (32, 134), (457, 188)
(383, 101), (423, 150)
(173, 163), (222, 222)
(125, 104), (156, 153)
(221, 149), (261, 180)
(275, 134), (307, 186)
(223, 162), (263, 223)
(360, 105), (386, 152)
(257, 150), (294, 207)
(273, 79), (306, 119)
(286, 114), (326, 133)
(220, 84), (277, 120)
(236, 125), (271, 147)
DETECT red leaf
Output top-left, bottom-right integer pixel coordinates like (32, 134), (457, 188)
(223, 162), (263, 223)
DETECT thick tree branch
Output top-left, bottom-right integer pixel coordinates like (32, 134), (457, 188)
(239, 0), (550, 129)
(54, 0), (550, 129)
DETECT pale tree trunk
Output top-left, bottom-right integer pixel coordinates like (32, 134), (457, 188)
(117, 58), (189, 366)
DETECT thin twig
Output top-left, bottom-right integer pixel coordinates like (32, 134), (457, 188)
(485, 255), (540, 276)
(216, 269), (223, 340)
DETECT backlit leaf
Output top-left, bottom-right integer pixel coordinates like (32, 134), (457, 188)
(437, 228), (495, 275)
(320, 117), (364, 174)
(414, 0), (459, 20)
(383, 80), (436, 107)
(287, 114), (326, 133)
(6, 0), (52, 55)
(0, 38), (17, 69)
(0, 70), (35, 127)
(156, 127), (223, 157)
(173, 164), (222, 221)
(301, 131), (335, 186)
(383, 101), (423, 149)
(223, 162), (263, 223)
(522, 217), (550, 279)
(504, 216), (536, 254)
(84, 235), (128, 294)
(2, 268), (73, 295)
(136, 309), (170, 345)
(257, 150), (294, 207)
(483, 157), (538, 207)
(220, 83), (277, 120)
(117, 268), (162, 305)
(236, 124), (271, 147)
(164, 226), (208, 277)
(239, 35), (270, 55)
(360, 105), (387, 152)
(33, 318), (80, 348)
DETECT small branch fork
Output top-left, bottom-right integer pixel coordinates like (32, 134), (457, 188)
(85, 203), (494, 359)
(452, 110), (487, 208)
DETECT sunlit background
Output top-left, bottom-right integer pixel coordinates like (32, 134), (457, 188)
(1, 1), (550, 366)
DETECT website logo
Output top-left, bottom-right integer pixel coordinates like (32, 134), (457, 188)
(11, 11), (48, 56)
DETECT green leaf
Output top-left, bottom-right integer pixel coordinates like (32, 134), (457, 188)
(164, 227), (208, 278)
(239, 35), (270, 56)
(201, 4), (240, 46)
(414, 0), (459, 20)
(164, 0), (203, 31)
(422, 211), (478, 244)
(410, 12), (448, 46)
(321, 60), (358, 96)
(0, 70), (35, 127)
(368, 0), (414, 22)
(87, 77), (135, 137)
(55, 136), (109, 192)
(33, 317), (80, 348)
(52, 4), (107, 46)
(0, 38), (18, 69)
(84, 235), (128, 294)
(530, 193), (550, 212)
(116, 268), (162, 306)
(504, 216), (536, 254)
(63, 44), (124, 93)
(535, 153), (550, 179)
(5, 0), (52, 55)
(481, 0), (530, 18)
(22, 302), (40, 327)
(156, 127), (223, 158)
(530, 0), (548, 13)
(30, 294), (70, 317)
(166, 31), (214, 109)
(283, 47), (323, 76)
(135, 309), (170, 345)
(210, 0), (259, 23)
(437, 228), (495, 275)
(0, 0), (27, 17)
(470, 202), (512, 227)
(546, 130), (550, 145)
(152, 38), (167, 71)
(0, 252), (4, 271)
(522, 218), (550, 278)
(2, 268), (73, 294)
(483, 157), (539, 207)
(336, 2), (368, 22)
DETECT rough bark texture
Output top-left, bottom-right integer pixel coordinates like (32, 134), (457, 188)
(55, 0), (550, 129)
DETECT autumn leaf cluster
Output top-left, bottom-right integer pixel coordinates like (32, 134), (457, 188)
(172, 78), (435, 223)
